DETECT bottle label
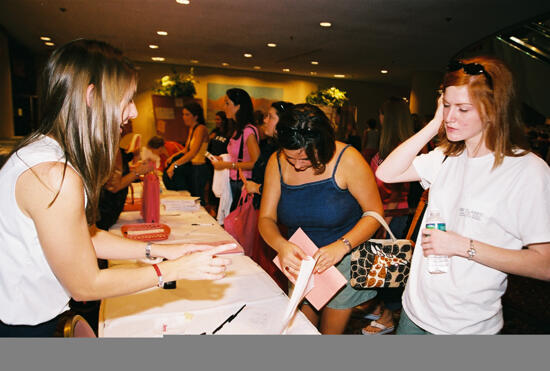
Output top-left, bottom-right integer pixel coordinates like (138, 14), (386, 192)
(426, 222), (446, 231)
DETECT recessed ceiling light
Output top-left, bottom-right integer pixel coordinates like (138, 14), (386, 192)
(157, 31), (168, 36)
(221, 62), (229, 66)
(320, 22), (332, 27)
(40, 36), (51, 41)
(44, 42), (55, 47)
(253, 66), (261, 70)
(152, 57), (165, 61)
(380, 69), (388, 74)
(334, 74), (345, 78)
(283, 68), (290, 72)
(149, 44), (159, 49)
(176, 0), (190, 4)
(267, 43), (277, 48)
(311, 61), (319, 65)
(243, 53), (253, 58)
(310, 72), (317, 75)
(190, 59), (199, 63)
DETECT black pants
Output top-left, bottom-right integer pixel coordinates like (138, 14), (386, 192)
(0, 312), (63, 337)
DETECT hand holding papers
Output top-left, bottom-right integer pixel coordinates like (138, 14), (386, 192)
(273, 228), (347, 311)
(279, 256), (316, 334)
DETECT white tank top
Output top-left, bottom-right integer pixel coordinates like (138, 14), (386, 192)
(0, 136), (73, 325)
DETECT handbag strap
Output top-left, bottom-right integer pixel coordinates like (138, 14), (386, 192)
(362, 211), (397, 242)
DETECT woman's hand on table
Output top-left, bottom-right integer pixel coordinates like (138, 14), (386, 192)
(167, 244), (234, 280)
(277, 241), (308, 280)
(313, 241), (348, 274)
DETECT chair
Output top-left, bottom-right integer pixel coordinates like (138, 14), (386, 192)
(54, 312), (97, 337)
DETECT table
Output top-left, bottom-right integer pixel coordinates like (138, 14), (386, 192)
(98, 192), (320, 336)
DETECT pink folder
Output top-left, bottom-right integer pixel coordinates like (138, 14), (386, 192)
(273, 228), (347, 310)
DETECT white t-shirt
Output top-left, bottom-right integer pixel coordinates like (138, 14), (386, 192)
(402, 147), (550, 334)
(0, 136), (73, 325)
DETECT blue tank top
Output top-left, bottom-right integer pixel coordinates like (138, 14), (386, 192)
(277, 145), (362, 247)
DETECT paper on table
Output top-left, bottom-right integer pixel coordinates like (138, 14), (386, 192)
(273, 228), (347, 311)
(279, 256), (316, 334)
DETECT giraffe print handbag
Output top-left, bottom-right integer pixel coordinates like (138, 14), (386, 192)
(350, 211), (413, 289)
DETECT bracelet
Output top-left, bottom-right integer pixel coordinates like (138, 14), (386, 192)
(232, 162), (236, 169)
(173, 163), (179, 169)
(467, 239), (477, 260)
(152, 264), (164, 288)
(145, 242), (152, 259)
(340, 237), (353, 253)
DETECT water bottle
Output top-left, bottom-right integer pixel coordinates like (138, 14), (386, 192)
(425, 209), (449, 274)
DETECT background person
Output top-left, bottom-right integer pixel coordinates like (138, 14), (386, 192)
(258, 103), (383, 334)
(212, 88), (260, 211)
(146, 135), (184, 172)
(377, 56), (550, 334)
(0, 39), (231, 337)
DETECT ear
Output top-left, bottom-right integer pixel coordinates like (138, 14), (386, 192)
(86, 84), (95, 107)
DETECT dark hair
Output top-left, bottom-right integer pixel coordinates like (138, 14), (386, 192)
(271, 101), (294, 118)
(276, 103), (336, 174)
(182, 101), (205, 125)
(226, 88), (254, 139)
(439, 56), (528, 168)
(253, 110), (264, 127)
(367, 118), (377, 130)
(147, 135), (165, 149)
(11, 39), (137, 224)
(215, 110), (230, 137)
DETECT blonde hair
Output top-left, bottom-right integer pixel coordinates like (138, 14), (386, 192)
(15, 39), (138, 223)
(439, 56), (528, 168)
(378, 97), (414, 159)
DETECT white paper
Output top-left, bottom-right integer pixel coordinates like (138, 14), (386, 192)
(279, 256), (316, 334)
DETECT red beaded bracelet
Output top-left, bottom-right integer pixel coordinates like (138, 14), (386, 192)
(152, 264), (164, 288)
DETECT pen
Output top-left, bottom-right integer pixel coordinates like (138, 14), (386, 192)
(191, 223), (214, 226)
(211, 304), (247, 335)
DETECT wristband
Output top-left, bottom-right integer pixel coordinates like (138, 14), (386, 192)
(152, 264), (164, 288)
(232, 162), (236, 169)
(340, 237), (353, 253)
(173, 163), (179, 169)
(145, 242), (153, 259)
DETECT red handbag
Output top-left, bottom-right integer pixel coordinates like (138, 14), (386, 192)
(223, 189), (258, 257)
(141, 173), (160, 223)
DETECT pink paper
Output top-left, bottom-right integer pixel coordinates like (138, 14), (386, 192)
(273, 228), (347, 310)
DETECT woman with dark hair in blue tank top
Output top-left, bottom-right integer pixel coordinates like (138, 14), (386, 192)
(258, 104), (384, 334)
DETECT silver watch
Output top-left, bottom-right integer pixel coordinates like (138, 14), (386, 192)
(467, 239), (476, 260)
(145, 242), (153, 259)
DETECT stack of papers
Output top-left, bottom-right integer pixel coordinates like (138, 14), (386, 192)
(161, 197), (200, 212)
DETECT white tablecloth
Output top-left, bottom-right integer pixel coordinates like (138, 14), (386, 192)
(99, 195), (319, 336)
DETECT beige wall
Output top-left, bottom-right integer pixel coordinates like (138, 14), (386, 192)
(0, 31), (14, 138)
(131, 62), (410, 144)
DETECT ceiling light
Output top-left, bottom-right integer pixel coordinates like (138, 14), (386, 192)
(222, 62), (229, 66)
(157, 31), (168, 36)
(320, 22), (332, 27)
(176, 0), (190, 4)
(380, 69), (388, 74)
(44, 42), (55, 47)
(310, 72), (317, 75)
(190, 59), (199, 63)
(243, 53), (253, 58)
(311, 61), (319, 65)
(267, 43), (277, 48)
(253, 66), (261, 70)
(152, 57), (165, 61)
(40, 36), (51, 41)
(334, 74), (345, 78)
(149, 44), (159, 49)
(283, 68), (290, 72)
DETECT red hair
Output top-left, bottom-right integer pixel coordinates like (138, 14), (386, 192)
(438, 56), (528, 168)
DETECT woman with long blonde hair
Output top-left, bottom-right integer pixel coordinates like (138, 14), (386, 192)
(0, 39), (231, 337)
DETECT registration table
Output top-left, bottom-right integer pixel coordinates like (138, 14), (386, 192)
(98, 193), (319, 336)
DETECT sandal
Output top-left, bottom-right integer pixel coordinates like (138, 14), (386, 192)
(361, 320), (395, 335)
(363, 312), (381, 321)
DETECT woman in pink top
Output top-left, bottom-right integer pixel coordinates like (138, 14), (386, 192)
(212, 88), (260, 211)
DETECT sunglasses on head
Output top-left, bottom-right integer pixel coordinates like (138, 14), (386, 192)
(277, 125), (318, 139)
(447, 60), (492, 88)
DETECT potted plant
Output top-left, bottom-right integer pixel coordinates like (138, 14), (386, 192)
(305, 86), (348, 108)
(153, 67), (197, 98)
